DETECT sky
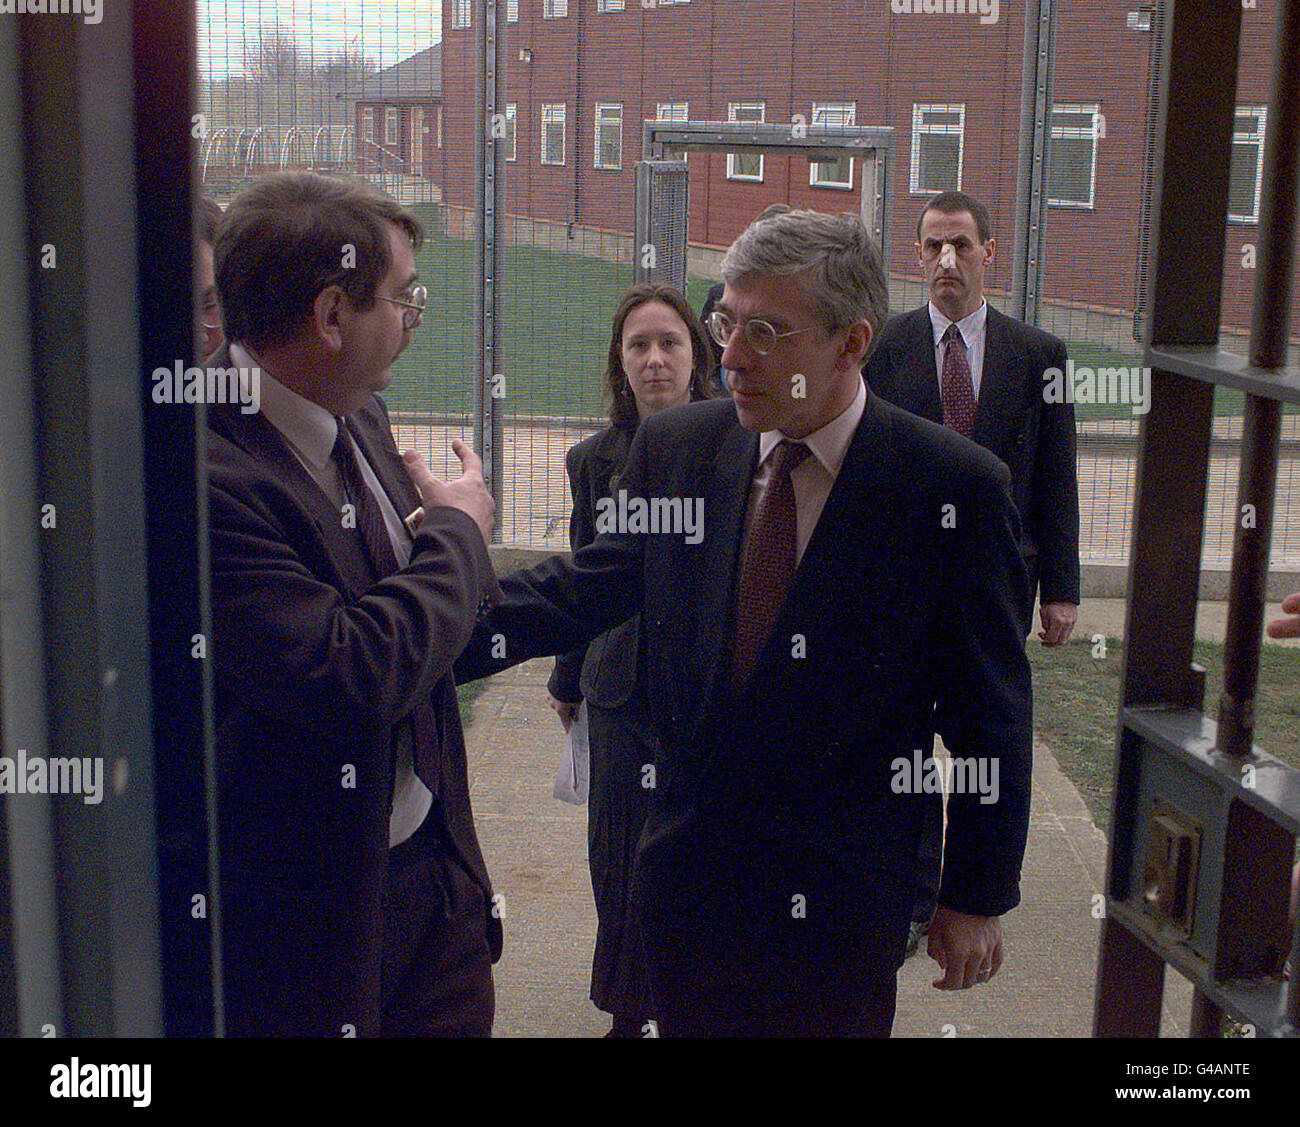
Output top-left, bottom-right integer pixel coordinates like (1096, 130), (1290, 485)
(197, 0), (442, 78)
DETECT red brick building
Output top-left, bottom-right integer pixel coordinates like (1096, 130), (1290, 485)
(438, 0), (1283, 334)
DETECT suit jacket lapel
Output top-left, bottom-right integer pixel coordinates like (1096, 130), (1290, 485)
(349, 404), (422, 524)
(901, 310), (943, 424)
(698, 417), (759, 702)
(973, 306), (1022, 456)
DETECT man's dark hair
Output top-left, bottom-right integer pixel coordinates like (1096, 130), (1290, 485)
(215, 172), (424, 351)
(197, 196), (224, 246)
(916, 190), (993, 244)
(605, 284), (715, 429)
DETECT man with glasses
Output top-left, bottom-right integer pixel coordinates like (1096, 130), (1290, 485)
(206, 171), (501, 1036)
(458, 209), (1032, 1036)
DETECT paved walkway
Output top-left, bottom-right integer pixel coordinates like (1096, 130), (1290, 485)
(462, 596), (1297, 1037)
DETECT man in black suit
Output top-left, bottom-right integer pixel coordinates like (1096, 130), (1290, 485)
(207, 172), (501, 1036)
(457, 209), (1033, 1036)
(865, 189), (1080, 957)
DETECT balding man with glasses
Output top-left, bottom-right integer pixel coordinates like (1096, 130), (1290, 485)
(205, 172), (501, 1036)
(456, 209), (1033, 1037)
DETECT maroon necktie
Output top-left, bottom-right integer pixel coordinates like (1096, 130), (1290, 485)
(331, 418), (400, 582)
(331, 418), (438, 794)
(940, 323), (976, 438)
(731, 439), (812, 693)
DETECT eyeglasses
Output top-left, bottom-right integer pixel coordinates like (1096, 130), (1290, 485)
(378, 284), (428, 329)
(706, 309), (820, 356)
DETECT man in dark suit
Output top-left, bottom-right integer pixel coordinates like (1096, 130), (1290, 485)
(864, 191), (1079, 959)
(457, 209), (1033, 1036)
(206, 172), (501, 1036)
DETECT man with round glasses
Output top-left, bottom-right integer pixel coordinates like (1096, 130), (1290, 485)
(206, 171), (500, 1036)
(459, 208), (1032, 1037)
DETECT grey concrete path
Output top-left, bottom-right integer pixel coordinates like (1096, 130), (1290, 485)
(464, 598), (1285, 1037)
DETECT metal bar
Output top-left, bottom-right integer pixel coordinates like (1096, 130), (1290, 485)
(135, 0), (220, 1037)
(1094, 917), (1165, 1036)
(1189, 989), (1224, 1037)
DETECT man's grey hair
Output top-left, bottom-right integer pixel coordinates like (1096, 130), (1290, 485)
(720, 209), (890, 347)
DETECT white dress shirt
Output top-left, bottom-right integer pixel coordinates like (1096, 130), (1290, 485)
(230, 343), (432, 847)
(927, 299), (988, 401)
(743, 375), (868, 567)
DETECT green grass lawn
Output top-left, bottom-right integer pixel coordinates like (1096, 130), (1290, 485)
(1029, 638), (1300, 832)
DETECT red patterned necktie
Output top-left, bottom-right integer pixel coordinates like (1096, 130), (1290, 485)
(940, 322), (976, 438)
(731, 439), (812, 693)
(331, 417), (400, 582)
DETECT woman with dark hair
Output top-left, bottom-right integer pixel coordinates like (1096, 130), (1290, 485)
(547, 283), (713, 1037)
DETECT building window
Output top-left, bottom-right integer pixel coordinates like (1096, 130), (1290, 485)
(361, 107), (374, 141)
(544, 0), (569, 16)
(542, 103), (566, 165)
(1229, 106), (1266, 223)
(727, 101), (765, 182)
(598, 0), (625, 10)
(452, 1), (471, 29)
(1046, 104), (1100, 209)
(437, 106), (443, 148)
(384, 106), (400, 148)
(594, 103), (623, 169)
(656, 102), (689, 122)
(504, 103), (517, 162)
(411, 106), (424, 169)
(508, 0), (519, 20)
(910, 103), (964, 194)
(810, 102), (856, 190)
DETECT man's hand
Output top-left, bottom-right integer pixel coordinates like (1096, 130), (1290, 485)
(1266, 592), (1300, 640)
(927, 906), (1003, 990)
(547, 693), (580, 732)
(1038, 600), (1077, 647)
(402, 440), (495, 544)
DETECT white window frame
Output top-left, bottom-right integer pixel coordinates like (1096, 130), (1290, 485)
(411, 106), (424, 169)
(1229, 105), (1267, 224)
(727, 101), (765, 182)
(541, 103), (567, 166)
(452, 1), (471, 29)
(508, 0), (519, 21)
(656, 101), (689, 122)
(909, 103), (965, 194)
(809, 101), (856, 190)
(361, 107), (374, 141)
(1046, 103), (1100, 209)
(384, 106), (400, 148)
(594, 103), (623, 170)
(544, 0), (569, 17)
(598, 0), (625, 10)
(504, 103), (517, 162)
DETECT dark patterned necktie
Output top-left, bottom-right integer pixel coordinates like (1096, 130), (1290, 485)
(941, 323), (977, 438)
(331, 419), (439, 795)
(331, 417), (400, 582)
(731, 439), (812, 693)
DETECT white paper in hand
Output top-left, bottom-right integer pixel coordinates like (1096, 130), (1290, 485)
(553, 700), (590, 804)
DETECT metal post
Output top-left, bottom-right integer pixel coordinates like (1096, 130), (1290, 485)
(1010, 0), (1055, 325)
(1217, 0), (1300, 754)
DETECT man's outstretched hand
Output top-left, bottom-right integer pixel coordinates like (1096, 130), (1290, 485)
(1266, 592), (1300, 640)
(927, 906), (1003, 990)
(402, 440), (495, 544)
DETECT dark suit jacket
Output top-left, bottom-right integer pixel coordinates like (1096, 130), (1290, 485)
(206, 346), (502, 1036)
(548, 424), (641, 708)
(456, 391), (1032, 1032)
(864, 304), (1080, 607)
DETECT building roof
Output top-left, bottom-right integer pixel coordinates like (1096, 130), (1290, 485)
(340, 44), (440, 102)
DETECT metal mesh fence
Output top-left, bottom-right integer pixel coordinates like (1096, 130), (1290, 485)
(196, 0), (1300, 565)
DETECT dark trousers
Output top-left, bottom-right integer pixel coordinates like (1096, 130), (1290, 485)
(380, 814), (495, 1037)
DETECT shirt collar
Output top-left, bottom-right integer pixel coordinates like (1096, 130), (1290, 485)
(229, 340), (340, 472)
(757, 375), (866, 480)
(927, 299), (987, 350)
